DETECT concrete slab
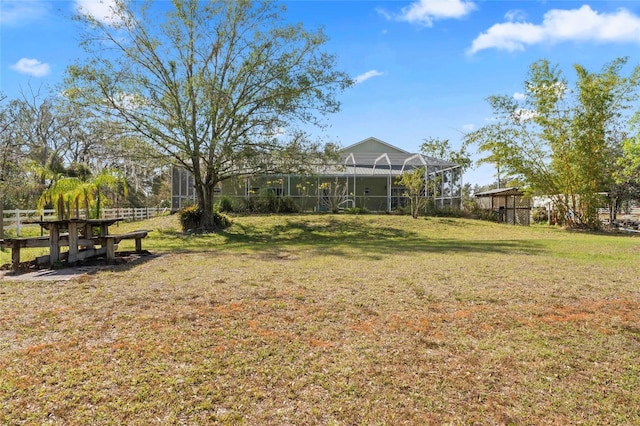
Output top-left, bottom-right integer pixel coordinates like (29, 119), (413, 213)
(0, 251), (157, 282)
(0, 266), (100, 281)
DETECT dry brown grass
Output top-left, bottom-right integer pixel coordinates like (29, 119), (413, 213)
(1, 214), (639, 424)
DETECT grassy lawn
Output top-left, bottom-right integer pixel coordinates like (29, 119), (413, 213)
(1, 214), (639, 424)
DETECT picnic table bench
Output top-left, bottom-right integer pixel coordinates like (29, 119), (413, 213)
(99, 230), (149, 264)
(1, 218), (150, 271)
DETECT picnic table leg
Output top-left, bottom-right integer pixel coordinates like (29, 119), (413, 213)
(11, 241), (20, 272)
(68, 221), (79, 265)
(135, 238), (142, 252)
(50, 225), (60, 265)
(105, 237), (115, 264)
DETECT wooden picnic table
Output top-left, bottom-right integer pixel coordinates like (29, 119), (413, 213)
(1, 218), (149, 271)
(26, 218), (124, 265)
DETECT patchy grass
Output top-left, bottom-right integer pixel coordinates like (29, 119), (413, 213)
(1, 214), (639, 424)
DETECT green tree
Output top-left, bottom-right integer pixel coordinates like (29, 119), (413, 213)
(617, 111), (640, 188)
(37, 176), (82, 220)
(420, 137), (472, 172)
(396, 167), (427, 219)
(37, 170), (127, 219)
(420, 137), (470, 209)
(620, 136), (640, 179)
(66, 0), (351, 230)
(465, 58), (640, 228)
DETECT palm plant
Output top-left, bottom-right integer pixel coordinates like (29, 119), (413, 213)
(37, 169), (127, 219)
(37, 176), (82, 219)
(88, 170), (128, 218)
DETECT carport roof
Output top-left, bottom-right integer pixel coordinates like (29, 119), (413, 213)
(475, 187), (524, 197)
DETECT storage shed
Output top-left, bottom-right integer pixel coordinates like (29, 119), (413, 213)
(475, 187), (531, 225)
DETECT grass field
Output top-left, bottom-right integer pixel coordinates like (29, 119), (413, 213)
(1, 214), (639, 424)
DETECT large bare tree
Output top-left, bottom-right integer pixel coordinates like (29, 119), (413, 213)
(66, 0), (351, 229)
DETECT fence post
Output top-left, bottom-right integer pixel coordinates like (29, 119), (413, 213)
(15, 210), (20, 237)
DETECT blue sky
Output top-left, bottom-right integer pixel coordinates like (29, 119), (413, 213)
(2, 0), (640, 185)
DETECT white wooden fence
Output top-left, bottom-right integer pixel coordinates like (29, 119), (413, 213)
(1, 207), (168, 237)
(598, 207), (640, 215)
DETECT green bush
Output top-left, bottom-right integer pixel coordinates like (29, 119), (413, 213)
(394, 205), (412, 215)
(344, 207), (369, 215)
(276, 196), (299, 213)
(216, 196), (234, 213)
(532, 207), (548, 224)
(210, 211), (233, 230)
(237, 193), (299, 214)
(427, 206), (465, 218)
(177, 205), (201, 231)
(177, 205), (232, 232)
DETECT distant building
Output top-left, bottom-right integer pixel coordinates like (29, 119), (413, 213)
(475, 187), (531, 225)
(172, 137), (463, 213)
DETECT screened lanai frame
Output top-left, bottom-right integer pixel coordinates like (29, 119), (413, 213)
(315, 151), (464, 212)
(171, 150), (463, 213)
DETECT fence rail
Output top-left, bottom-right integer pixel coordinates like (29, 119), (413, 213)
(1, 207), (168, 237)
(598, 207), (640, 215)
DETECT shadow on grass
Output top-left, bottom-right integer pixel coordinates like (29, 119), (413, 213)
(154, 217), (546, 258)
(0, 251), (161, 280)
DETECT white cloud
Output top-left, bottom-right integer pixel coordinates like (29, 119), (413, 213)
(10, 58), (51, 77)
(0, 0), (49, 25)
(469, 5), (640, 54)
(462, 123), (475, 132)
(504, 9), (526, 23)
(527, 81), (566, 99)
(513, 92), (526, 101)
(511, 108), (538, 122)
(380, 0), (476, 27)
(354, 70), (384, 84)
(112, 92), (146, 110)
(74, 0), (123, 27)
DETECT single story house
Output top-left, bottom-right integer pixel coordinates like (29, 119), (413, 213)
(172, 137), (463, 213)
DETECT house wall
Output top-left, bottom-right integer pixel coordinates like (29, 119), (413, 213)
(171, 136), (462, 213)
(216, 174), (403, 212)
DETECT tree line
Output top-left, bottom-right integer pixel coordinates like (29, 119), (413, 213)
(0, 89), (169, 213)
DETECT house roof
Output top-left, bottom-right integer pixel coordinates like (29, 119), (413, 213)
(337, 137), (459, 172)
(232, 137), (461, 178)
(341, 137), (409, 154)
(474, 187), (524, 197)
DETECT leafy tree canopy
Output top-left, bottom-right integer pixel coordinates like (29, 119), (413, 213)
(66, 0), (352, 229)
(420, 137), (472, 172)
(465, 57), (640, 228)
(396, 167), (427, 219)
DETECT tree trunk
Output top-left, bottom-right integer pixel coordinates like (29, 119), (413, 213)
(0, 198), (3, 240)
(198, 182), (218, 230)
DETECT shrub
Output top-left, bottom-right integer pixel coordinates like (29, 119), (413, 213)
(240, 192), (299, 214)
(210, 210), (233, 230)
(532, 207), (549, 224)
(344, 207), (369, 215)
(177, 205), (201, 231)
(394, 205), (412, 215)
(277, 196), (299, 213)
(178, 205), (232, 232)
(427, 206), (465, 218)
(216, 196), (234, 213)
